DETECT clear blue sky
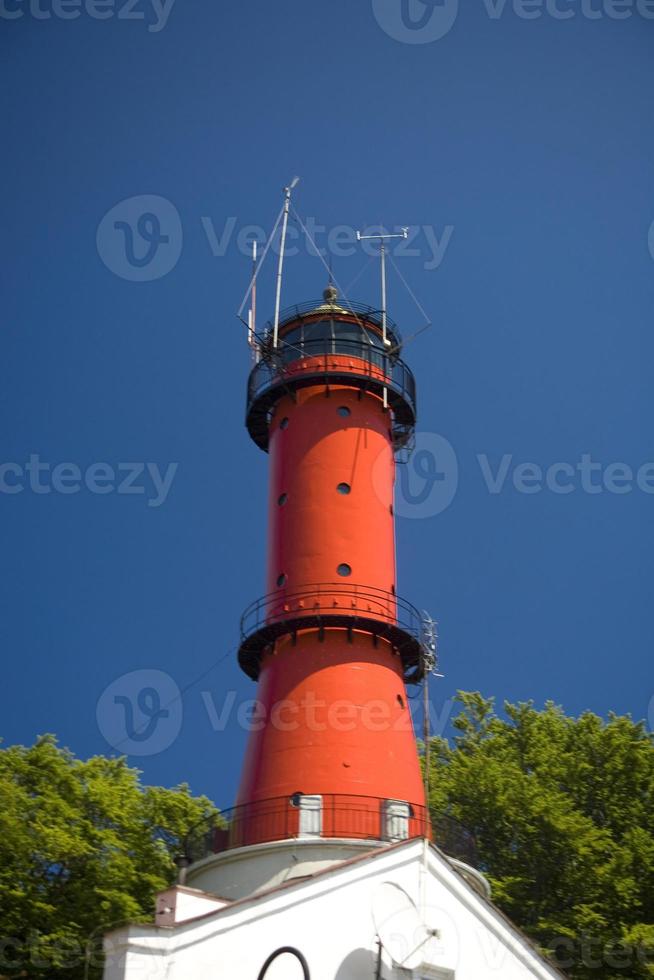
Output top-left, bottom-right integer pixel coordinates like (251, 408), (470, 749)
(2, 1), (653, 807)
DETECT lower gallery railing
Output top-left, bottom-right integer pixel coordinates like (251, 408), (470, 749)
(184, 795), (478, 870)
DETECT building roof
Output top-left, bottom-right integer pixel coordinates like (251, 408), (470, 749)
(108, 837), (567, 979)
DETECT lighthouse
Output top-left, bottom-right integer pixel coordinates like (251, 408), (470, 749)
(232, 282), (429, 849)
(103, 240), (567, 980)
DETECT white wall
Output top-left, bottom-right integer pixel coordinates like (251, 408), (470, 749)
(187, 837), (383, 900)
(104, 841), (563, 980)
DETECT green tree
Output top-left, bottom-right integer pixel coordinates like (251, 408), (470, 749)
(426, 692), (654, 979)
(0, 736), (218, 979)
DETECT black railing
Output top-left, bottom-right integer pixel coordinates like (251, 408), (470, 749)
(258, 300), (402, 345)
(246, 336), (417, 451)
(241, 583), (419, 638)
(431, 812), (479, 869)
(237, 583), (426, 683)
(191, 795), (478, 869)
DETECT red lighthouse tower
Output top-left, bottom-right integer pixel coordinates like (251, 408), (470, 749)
(231, 281), (431, 848)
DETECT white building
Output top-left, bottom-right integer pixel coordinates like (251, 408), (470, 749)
(103, 834), (565, 979)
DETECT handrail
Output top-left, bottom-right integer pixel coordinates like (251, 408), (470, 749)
(240, 583), (422, 642)
(247, 336), (416, 424)
(192, 794), (478, 869)
(237, 583), (428, 684)
(257, 299), (402, 344)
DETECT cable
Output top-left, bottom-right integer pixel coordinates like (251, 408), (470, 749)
(104, 645), (237, 754)
(386, 250), (432, 327)
(236, 203), (285, 321)
(290, 205), (368, 332)
(343, 253), (375, 294)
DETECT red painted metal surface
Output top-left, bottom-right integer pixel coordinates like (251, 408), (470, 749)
(236, 629), (424, 806)
(211, 795), (429, 851)
(235, 321), (426, 827)
(266, 386), (396, 608)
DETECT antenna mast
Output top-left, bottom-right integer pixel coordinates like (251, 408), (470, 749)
(272, 177), (300, 349)
(247, 241), (259, 363)
(356, 227), (408, 347)
(420, 614), (439, 806)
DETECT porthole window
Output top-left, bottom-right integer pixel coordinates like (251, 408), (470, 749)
(337, 563), (352, 577)
(279, 417), (289, 430)
(337, 483), (351, 495)
(337, 406), (351, 418)
(278, 493), (288, 506)
(277, 573), (287, 587)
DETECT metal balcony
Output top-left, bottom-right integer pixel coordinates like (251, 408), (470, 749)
(183, 796), (478, 871)
(237, 583), (427, 683)
(246, 335), (417, 452)
(257, 300), (403, 348)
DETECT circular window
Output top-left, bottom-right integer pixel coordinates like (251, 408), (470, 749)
(278, 493), (288, 506)
(337, 563), (352, 577)
(276, 573), (287, 587)
(337, 406), (351, 417)
(279, 417), (289, 430)
(337, 483), (351, 495)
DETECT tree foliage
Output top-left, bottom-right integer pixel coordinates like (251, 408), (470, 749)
(427, 693), (654, 979)
(0, 736), (218, 979)
(2, 704), (652, 980)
